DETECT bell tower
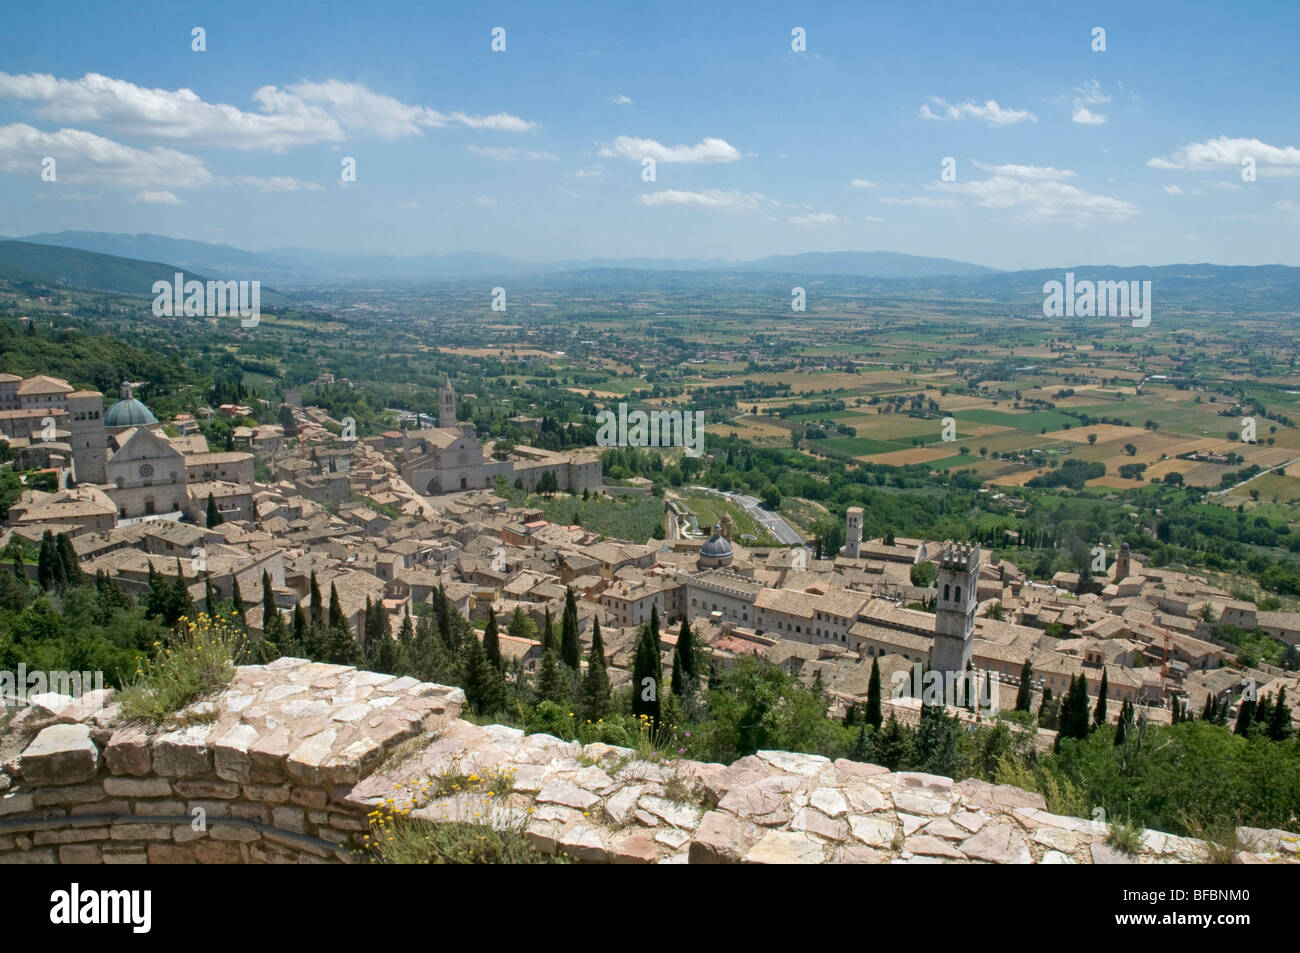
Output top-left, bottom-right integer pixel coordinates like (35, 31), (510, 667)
(932, 541), (979, 673)
(439, 376), (457, 429)
(844, 506), (863, 558)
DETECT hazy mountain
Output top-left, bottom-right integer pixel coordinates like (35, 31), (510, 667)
(15, 232), (998, 283)
(0, 241), (289, 304)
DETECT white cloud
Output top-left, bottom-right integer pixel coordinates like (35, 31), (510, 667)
(0, 72), (536, 152)
(638, 189), (762, 210)
(228, 175), (324, 192)
(1070, 79), (1109, 124)
(1148, 136), (1300, 176)
(467, 145), (558, 161)
(850, 178), (878, 189)
(788, 212), (842, 226)
(0, 123), (214, 188)
(599, 136), (741, 163)
(863, 215), (885, 222)
(130, 190), (181, 204)
(880, 196), (958, 208)
(608, 95), (633, 105)
(1162, 184), (1184, 195)
(930, 163), (1137, 223)
(970, 161), (1075, 181)
(472, 195), (497, 206)
(919, 97), (1036, 125)
(573, 166), (605, 178)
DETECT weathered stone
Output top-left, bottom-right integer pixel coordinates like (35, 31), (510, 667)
(0, 792), (35, 816)
(742, 829), (825, 864)
(19, 724), (99, 785)
(173, 779), (240, 799)
(1090, 842), (1139, 864)
(848, 815), (900, 849)
(904, 834), (966, 860)
(104, 725), (151, 776)
(961, 823), (1033, 865)
(809, 787), (849, 818)
(690, 811), (760, 864)
(153, 725), (212, 777)
(103, 777), (172, 798)
(536, 779), (599, 812)
(213, 723), (261, 782)
(59, 844), (102, 863)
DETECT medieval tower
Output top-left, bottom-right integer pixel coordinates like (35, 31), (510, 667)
(438, 376), (457, 430)
(1114, 541), (1131, 580)
(844, 506), (863, 559)
(931, 541), (980, 673)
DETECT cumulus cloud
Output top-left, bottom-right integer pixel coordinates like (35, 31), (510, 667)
(638, 189), (762, 210)
(788, 212), (842, 226)
(608, 95), (633, 105)
(863, 215), (885, 222)
(0, 72), (537, 151)
(0, 122), (214, 188)
(929, 161), (1137, 223)
(599, 136), (740, 163)
(1070, 79), (1110, 125)
(919, 97), (1036, 125)
(227, 175), (324, 192)
(880, 196), (958, 208)
(1162, 184), (1184, 195)
(850, 178), (878, 189)
(1148, 136), (1300, 176)
(130, 190), (182, 204)
(467, 145), (558, 161)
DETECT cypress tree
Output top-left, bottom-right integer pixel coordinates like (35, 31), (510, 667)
(1038, 686), (1056, 729)
(55, 533), (82, 586)
(461, 635), (504, 714)
(1266, 687), (1292, 741)
(37, 531), (64, 591)
(535, 648), (569, 705)
(398, 607), (415, 647)
(292, 604), (307, 649)
(436, 583), (451, 647)
(328, 583), (346, 631)
(874, 714), (913, 771)
(560, 587), (580, 669)
(631, 622), (662, 729)
(649, 603), (660, 642)
(229, 574), (245, 626)
(206, 492), (223, 527)
(1233, 695), (1254, 736)
(677, 616), (695, 679)
(850, 720), (874, 762)
(541, 606), (555, 654)
(865, 656), (883, 729)
(204, 574), (217, 613)
(1015, 659), (1034, 712)
(483, 606), (503, 671)
(1202, 693), (1216, 721)
(580, 617), (612, 721)
(261, 570), (276, 625)
(309, 571), (323, 625)
(1093, 668), (1109, 728)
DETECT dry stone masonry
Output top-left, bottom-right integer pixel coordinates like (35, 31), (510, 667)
(1, 658), (1296, 865)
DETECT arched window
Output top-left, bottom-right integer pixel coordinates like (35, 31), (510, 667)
(955, 586), (962, 602)
(943, 584), (951, 600)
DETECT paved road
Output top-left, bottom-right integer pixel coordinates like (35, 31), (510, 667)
(1208, 456), (1300, 497)
(689, 486), (808, 547)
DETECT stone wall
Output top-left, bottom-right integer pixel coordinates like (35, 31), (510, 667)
(2, 658), (1296, 865)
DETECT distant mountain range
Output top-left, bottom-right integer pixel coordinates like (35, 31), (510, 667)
(3, 232), (1299, 313)
(11, 232), (1000, 284)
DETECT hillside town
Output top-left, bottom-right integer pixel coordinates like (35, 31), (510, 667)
(4, 368), (1297, 744)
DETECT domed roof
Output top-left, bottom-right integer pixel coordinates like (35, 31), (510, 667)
(105, 397), (157, 428)
(700, 524), (734, 559)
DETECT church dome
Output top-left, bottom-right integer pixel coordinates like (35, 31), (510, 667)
(698, 523), (735, 568)
(106, 397), (157, 429)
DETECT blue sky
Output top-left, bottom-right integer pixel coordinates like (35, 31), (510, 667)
(1, 0), (1297, 269)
